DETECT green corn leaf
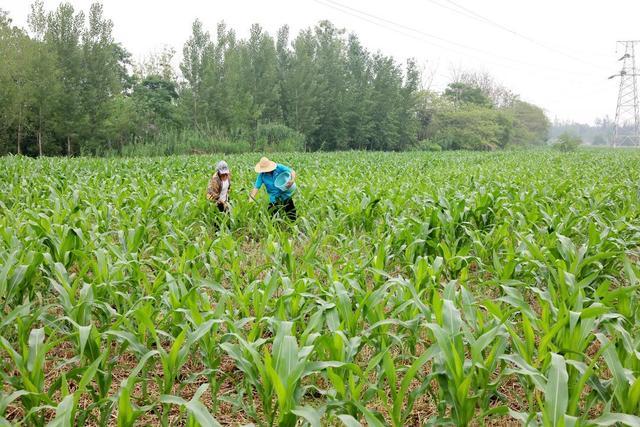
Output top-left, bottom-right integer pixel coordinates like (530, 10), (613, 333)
(352, 402), (385, 427)
(629, 376), (640, 414)
(303, 361), (351, 377)
(591, 413), (640, 427)
(0, 390), (31, 414)
(0, 304), (31, 332)
(76, 353), (105, 396)
(544, 353), (568, 426)
(105, 330), (149, 356)
(46, 395), (74, 427)
(27, 328), (45, 372)
(382, 352), (397, 400)
(185, 399), (222, 427)
(169, 329), (188, 370)
(501, 354), (546, 390)
(117, 383), (136, 427)
(596, 333), (630, 407)
(264, 350), (288, 415)
(187, 319), (225, 346)
(292, 406), (323, 427)
(78, 325), (92, 360)
(442, 299), (462, 335)
(159, 395), (188, 405)
(337, 414), (362, 427)
(274, 335), (298, 382)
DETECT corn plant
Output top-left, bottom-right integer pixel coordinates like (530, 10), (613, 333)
(2, 151), (640, 425)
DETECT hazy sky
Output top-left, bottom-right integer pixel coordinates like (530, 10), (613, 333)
(2, 0), (638, 124)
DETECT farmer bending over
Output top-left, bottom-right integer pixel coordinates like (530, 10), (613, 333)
(207, 160), (231, 212)
(249, 157), (297, 220)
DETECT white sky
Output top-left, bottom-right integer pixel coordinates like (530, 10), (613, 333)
(2, 0), (638, 124)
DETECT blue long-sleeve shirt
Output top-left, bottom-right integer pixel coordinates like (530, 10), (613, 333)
(254, 163), (293, 202)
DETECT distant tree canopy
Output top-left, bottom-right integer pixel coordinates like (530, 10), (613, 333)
(424, 83), (549, 150)
(444, 83), (493, 108)
(551, 117), (612, 146)
(0, 2), (551, 156)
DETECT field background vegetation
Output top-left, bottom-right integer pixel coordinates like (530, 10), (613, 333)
(2, 150), (640, 425)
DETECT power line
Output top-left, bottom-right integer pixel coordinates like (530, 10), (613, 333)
(313, 0), (607, 79)
(312, 0), (449, 51)
(311, 0), (460, 90)
(320, 0), (549, 70)
(313, 0), (520, 73)
(313, 0), (616, 117)
(441, 0), (611, 63)
(311, 0), (455, 85)
(314, 0), (498, 63)
(431, 0), (609, 70)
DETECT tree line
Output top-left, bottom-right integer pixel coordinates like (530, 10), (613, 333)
(0, 2), (551, 156)
(550, 117), (613, 146)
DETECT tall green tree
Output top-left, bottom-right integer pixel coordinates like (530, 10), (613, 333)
(132, 75), (180, 131)
(25, 37), (61, 156)
(25, 1), (61, 156)
(247, 24), (281, 124)
(0, 11), (25, 154)
(46, 2), (85, 155)
(397, 58), (420, 149)
(343, 34), (373, 150)
(444, 82), (493, 108)
(509, 100), (550, 145)
(180, 19), (212, 130)
(369, 54), (403, 150)
(81, 2), (126, 153)
(287, 28), (319, 146)
(309, 21), (346, 150)
(104, 93), (140, 150)
(199, 22), (232, 131)
(275, 25), (292, 130)
(451, 70), (518, 108)
(223, 35), (256, 137)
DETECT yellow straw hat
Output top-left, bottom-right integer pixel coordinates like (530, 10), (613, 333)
(255, 157), (277, 173)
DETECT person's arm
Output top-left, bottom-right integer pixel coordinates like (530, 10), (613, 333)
(249, 174), (262, 201)
(286, 169), (296, 188)
(207, 175), (219, 201)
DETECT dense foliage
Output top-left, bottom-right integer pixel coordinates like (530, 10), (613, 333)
(1, 150), (640, 425)
(553, 132), (583, 152)
(0, 2), (550, 156)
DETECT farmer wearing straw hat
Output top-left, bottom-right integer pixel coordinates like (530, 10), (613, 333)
(207, 160), (231, 212)
(249, 157), (297, 220)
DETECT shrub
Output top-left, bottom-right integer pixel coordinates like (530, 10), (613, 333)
(553, 132), (582, 152)
(102, 129), (251, 156)
(255, 123), (305, 152)
(417, 140), (443, 151)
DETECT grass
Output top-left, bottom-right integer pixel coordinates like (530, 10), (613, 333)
(1, 150), (640, 426)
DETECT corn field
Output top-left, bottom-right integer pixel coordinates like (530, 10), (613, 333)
(1, 150), (640, 426)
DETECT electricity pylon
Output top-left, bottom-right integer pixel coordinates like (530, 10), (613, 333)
(609, 41), (640, 147)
